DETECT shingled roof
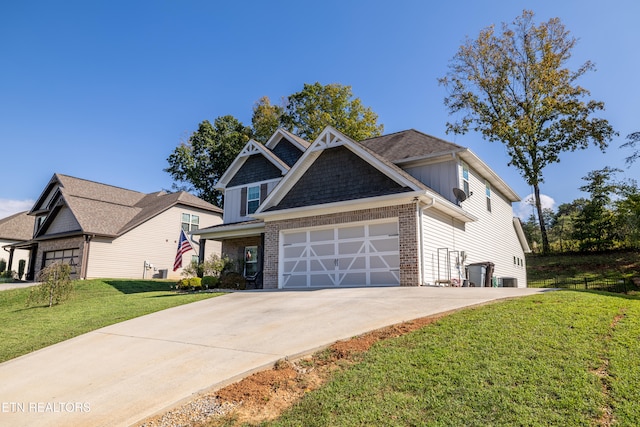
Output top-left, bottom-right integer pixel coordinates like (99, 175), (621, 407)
(360, 129), (465, 163)
(0, 211), (35, 241)
(34, 174), (221, 238)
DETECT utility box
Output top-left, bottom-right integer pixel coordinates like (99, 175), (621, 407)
(501, 277), (518, 287)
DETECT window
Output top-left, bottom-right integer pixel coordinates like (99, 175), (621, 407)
(181, 213), (199, 232)
(247, 186), (260, 215)
(485, 181), (492, 212)
(44, 249), (79, 273)
(462, 162), (470, 196)
(244, 246), (258, 275)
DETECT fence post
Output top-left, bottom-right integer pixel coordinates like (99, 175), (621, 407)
(585, 277), (588, 290)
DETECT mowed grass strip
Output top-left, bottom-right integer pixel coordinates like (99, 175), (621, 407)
(0, 279), (224, 363)
(265, 291), (640, 427)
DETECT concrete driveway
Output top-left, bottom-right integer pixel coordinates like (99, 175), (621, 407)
(0, 286), (549, 426)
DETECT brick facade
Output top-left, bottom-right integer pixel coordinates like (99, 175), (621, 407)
(221, 236), (263, 273)
(262, 203), (419, 289)
(35, 237), (85, 280)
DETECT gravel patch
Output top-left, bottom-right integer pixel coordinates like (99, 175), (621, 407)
(137, 394), (236, 427)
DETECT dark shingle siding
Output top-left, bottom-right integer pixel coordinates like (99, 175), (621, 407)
(271, 146), (411, 210)
(271, 137), (304, 167)
(228, 155), (283, 187)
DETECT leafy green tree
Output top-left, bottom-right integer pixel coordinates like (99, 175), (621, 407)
(27, 262), (72, 307)
(573, 168), (621, 251)
(165, 116), (252, 207)
(439, 10), (617, 254)
(280, 82), (383, 141)
(614, 180), (640, 249)
(252, 96), (284, 143)
(549, 200), (585, 252)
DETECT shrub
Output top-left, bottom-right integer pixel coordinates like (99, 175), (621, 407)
(27, 262), (73, 307)
(218, 272), (246, 290)
(18, 260), (26, 280)
(0, 258), (6, 273)
(175, 277), (203, 291)
(190, 277), (202, 290)
(202, 275), (219, 289)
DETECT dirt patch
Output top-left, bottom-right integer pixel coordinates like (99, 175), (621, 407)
(136, 314), (446, 427)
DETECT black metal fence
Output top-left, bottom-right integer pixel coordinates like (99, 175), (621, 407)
(528, 277), (637, 293)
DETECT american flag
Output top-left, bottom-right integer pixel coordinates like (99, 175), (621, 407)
(173, 229), (194, 271)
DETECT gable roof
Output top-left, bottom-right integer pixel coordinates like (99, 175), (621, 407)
(265, 128), (311, 152)
(254, 127), (477, 222)
(363, 129), (520, 202)
(216, 139), (290, 190)
(0, 211), (35, 241)
(32, 174), (221, 238)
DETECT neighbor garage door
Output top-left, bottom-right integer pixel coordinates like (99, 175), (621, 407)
(280, 220), (400, 288)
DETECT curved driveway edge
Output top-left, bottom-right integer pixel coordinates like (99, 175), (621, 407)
(0, 286), (550, 426)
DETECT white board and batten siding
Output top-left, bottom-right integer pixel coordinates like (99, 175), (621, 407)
(420, 163), (527, 287)
(223, 179), (280, 223)
(85, 206), (222, 280)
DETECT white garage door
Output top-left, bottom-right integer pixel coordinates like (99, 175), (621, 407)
(280, 220), (400, 288)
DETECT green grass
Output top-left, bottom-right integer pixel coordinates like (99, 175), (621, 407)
(527, 250), (640, 282)
(0, 279), (224, 363)
(262, 291), (640, 426)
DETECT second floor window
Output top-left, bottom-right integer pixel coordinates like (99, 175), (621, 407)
(462, 162), (470, 196)
(485, 182), (492, 212)
(182, 213), (199, 232)
(247, 185), (260, 215)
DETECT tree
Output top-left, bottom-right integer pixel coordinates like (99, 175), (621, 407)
(280, 82), (383, 141)
(27, 262), (72, 307)
(165, 116), (252, 207)
(252, 96), (284, 143)
(621, 132), (640, 166)
(549, 199), (586, 252)
(614, 179), (640, 249)
(439, 10), (617, 254)
(572, 167), (621, 251)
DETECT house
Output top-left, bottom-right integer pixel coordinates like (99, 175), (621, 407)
(0, 211), (35, 277)
(193, 127), (530, 289)
(4, 174), (223, 281)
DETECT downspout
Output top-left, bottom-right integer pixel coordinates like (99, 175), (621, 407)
(417, 196), (436, 286)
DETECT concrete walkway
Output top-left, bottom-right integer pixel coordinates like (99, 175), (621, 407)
(0, 286), (550, 426)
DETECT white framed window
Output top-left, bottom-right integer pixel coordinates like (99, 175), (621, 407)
(247, 186), (260, 215)
(182, 213), (199, 232)
(485, 181), (492, 212)
(462, 162), (470, 196)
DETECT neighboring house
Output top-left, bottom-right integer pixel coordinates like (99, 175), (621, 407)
(0, 211), (35, 277)
(5, 174), (223, 281)
(194, 126), (530, 289)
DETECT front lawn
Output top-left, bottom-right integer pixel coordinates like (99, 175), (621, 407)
(0, 279), (224, 363)
(259, 290), (640, 426)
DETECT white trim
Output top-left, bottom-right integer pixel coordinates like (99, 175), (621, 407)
(216, 139), (289, 190)
(279, 218), (400, 288)
(256, 127), (425, 215)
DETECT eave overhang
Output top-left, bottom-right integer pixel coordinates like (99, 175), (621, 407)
(253, 190), (477, 223)
(191, 220), (265, 240)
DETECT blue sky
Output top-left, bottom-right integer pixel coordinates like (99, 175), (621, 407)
(1, 0), (638, 219)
